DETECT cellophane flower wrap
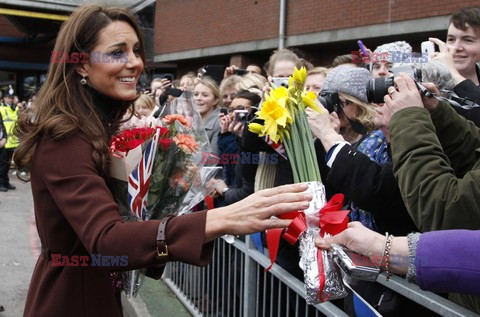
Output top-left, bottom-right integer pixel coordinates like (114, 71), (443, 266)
(248, 67), (348, 304)
(108, 91), (217, 298)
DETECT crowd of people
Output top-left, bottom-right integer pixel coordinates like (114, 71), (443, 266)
(2, 3), (480, 316)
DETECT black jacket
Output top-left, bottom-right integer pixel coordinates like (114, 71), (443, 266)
(327, 144), (419, 235)
(451, 65), (480, 127)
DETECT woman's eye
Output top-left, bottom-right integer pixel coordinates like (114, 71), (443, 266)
(110, 50), (124, 58)
(133, 48), (142, 56)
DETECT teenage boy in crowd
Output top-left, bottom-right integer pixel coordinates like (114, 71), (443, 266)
(430, 7), (480, 103)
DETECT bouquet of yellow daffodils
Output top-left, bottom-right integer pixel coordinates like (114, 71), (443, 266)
(248, 67), (321, 183)
(248, 67), (348, 304)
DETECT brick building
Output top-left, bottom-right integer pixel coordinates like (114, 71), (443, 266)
(154, 0), (479, 76)
(0, 0), (478, 98)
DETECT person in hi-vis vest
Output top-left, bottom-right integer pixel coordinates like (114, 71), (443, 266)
(0, 93), (18, 192)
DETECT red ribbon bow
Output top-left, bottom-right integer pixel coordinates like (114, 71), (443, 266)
(265, 193), (349, 301)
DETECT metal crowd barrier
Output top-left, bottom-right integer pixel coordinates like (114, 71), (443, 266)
(162, 236), (478, 317)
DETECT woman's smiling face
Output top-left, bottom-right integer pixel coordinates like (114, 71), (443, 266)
(193, 83), (218, 118)
(77, 21), (144, 101)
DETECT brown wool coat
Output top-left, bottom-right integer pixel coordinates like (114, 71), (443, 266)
(24, 133), (213, 316)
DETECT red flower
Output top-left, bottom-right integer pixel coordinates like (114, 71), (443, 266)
(158, 127), (171, 138)
(109, 127), (156, 155)
(159, 138), (172, 151)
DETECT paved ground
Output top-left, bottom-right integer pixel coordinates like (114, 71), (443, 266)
(0, 170), (191, 317)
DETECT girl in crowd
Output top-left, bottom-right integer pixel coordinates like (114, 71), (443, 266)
(14, 5), (312, 316)
(193, 77), (222, 156)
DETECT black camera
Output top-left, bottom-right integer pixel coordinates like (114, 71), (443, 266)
(317, 91), (342, 113)
(366, 65), (422, 104)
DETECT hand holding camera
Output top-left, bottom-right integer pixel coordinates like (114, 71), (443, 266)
(218, 109), (231, 134)
(232, 109), (248, 137)
(383, 73), (426, 113)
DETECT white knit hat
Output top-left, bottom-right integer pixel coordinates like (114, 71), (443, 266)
(372, 41), (412, 64)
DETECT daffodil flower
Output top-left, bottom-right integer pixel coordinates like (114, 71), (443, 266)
(248, 122), (264, 135)
(302, 90), (323, 113)
(288, 67), (307, 87)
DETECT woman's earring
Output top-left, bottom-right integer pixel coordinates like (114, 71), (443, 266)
(80, 76), (87, 85)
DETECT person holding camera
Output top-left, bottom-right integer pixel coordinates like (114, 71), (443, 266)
(308, 65), (421, 316)
(308, 65), (418, 235)
(383, 72), (480, 312)
(209, 90), (261, 203)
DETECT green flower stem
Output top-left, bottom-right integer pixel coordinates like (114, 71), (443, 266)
(283, 137), (300, 183)
(298, 109), (321, 181)
(290, 110), (307, 181)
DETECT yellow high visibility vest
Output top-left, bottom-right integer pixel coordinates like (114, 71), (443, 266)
(0, 104), (19, 149)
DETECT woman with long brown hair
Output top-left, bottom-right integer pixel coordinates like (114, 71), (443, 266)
(15, 5), (311, 316)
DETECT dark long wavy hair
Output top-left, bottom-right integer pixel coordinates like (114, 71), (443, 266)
(14, 5), (145, 176)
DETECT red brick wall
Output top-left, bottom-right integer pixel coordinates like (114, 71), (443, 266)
(155, 0), (279, 53)
(154, 0), (478, 55)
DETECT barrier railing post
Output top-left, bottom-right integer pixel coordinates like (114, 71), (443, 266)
(243, 235), (257, 316)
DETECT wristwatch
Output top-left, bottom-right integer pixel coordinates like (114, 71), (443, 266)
(221, 187), (229, 196)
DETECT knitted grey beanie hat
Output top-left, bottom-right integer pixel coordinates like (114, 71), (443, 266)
(322, 65), (372, 103)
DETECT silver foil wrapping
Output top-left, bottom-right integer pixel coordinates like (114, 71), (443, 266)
(298, 181), (347, 304)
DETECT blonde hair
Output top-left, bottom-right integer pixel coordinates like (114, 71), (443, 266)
(219, 75), (242, 94)
(194, 77), (220, 108)
(235, 73), (267, 91)
(180, 73), (196, 90)
(339, 92), (376, 132)
(135, 94), (155, 111)
(307, 67), (328, 77)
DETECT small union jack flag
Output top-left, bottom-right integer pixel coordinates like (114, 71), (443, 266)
(263, 135), (287, 159)
(128, 128), (160, 220)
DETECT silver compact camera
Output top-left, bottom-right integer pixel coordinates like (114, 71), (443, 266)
(271, 77), (289, 88)
(332, 245), (380, 282)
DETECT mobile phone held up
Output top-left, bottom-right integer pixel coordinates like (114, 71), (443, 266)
(332, 245), (380, 282)
(233, 69), (248, 76)
(166, 87), (183, 97)
(200, 65), (228, 85)
(421, 41), (436, 57)
(357, 40), (369, 58)
(154, 73), (174, 82)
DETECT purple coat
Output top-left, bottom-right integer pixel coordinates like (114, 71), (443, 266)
(415, 230), (480, 295)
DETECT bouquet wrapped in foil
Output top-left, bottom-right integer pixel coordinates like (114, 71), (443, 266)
(248, 68), (349, 303)
(298, 183), (349, 304)
(267, 182), (349, 304)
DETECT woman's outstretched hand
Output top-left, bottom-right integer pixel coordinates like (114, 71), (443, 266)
(205, 183), (312, 242)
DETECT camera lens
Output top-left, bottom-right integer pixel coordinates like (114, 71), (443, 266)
(318, 91), (341, 113)
(366, 77), (395, 104)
